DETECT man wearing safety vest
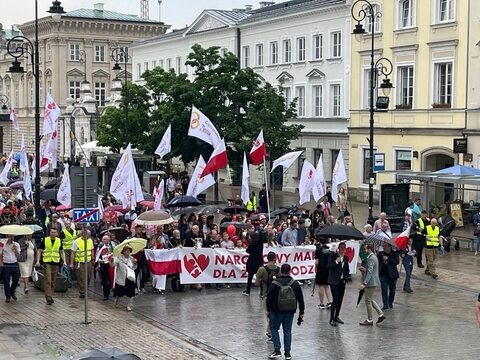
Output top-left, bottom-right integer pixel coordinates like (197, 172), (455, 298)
(422, 218), (443, 279)
(246, 192), (257, 213)
(70, 229), (94, 298)
(35, 228), (66, 305)
(413, 211), (430, 268)
(62, 220), (76, 267)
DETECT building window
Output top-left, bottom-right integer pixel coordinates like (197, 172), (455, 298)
(117, 47), (129, 63)
(166, 58), (171, 69)
(256, 44), (264, 66)
(297, 37), (306, 62)
(220, 48), (228, 57)
(397, 65), (414, 108)
(296, 86), (305, 117)
(312, 85), (323, 117)
(433, 62), (452, 107)
(283, 39), (291, 63)
(270, 41), (278, 64)
(331, 32), (342, 58)
(365, 3), (381, 33)
(136, 64), (142, 80)
(175, 57), (181, 74)
(47, 44), (52, 61)
(297, 147), (306, 178)
(69, 81), (80, 100)
(159, 59), (164, 69)
(399, 0), (415, 28)
(362, 148), (376, 185)
(395, 150), (412, 170)
(95, 45), (105, 62)
(314, 149), (323, 167)
(437, 0), (454, 23)
(243, 46), (250, 68)
(331, 149), (339, 179)
(95, 82), (106, 107)
(69, 43), (80, 61)
(152, 60), (157, 68)
(313, 34), (323, 60)
(331, 84), (341, 117)
(283, 87), (292, 107)
(144, 62), (149, 72)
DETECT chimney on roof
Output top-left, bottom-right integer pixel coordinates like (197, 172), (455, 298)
(245, 5), (253, 11)
(259, 1), (275, 7)
(94, 3), (104, 12)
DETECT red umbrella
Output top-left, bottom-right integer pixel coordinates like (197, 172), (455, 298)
(140, 200), (155, 209)
(105, 205), (129, 214)
(57, 204), (72, 211)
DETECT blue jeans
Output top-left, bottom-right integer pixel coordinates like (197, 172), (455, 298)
(475, 235), (480, 252)
(269, 312), (294, 353)
(379, 276), (397, 308)
(403, 255), (413, 290)
(2, 263), (20, 298)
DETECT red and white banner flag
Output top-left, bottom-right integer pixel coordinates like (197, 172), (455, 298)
(0, 150), (14, 186)
(241, 152), (250, 206)
(395, 227), (411, 250)
(188, 105), (222, 148)
(10, 107), (19, 131)
(187, 155), (215, 197)
(249, 129), (266, 165)
(154, 179), (164, 210)
(145, 248), (181, 275)
(42, 128), (59, 169)
(271, 150), (303, 173)
(154, 124), (171, 160)
(298, 160), (316, 205)
(201, 139), (228, 178)
(57, 163), (71, 207)
(312, 154), (326, 202)
(332, 149), (347, 201)
(43, 93), (61, 135)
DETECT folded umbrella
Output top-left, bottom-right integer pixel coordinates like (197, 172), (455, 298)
(315, 224), (365, 240)
(113, 238), (147, 257)
(356, 288), (365, 307)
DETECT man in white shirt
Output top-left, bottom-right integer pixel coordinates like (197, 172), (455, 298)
(0, 235), (21, 302)
(166, 174), (176, 199)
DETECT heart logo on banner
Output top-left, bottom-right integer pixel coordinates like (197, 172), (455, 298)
(183, 253), (210, 278)
(345, 246), (355, 263)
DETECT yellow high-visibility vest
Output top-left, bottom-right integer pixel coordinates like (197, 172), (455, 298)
(417, 218), (426, 235)
(42, 237), (61, 263)
(62, 229), (77, 250)
(74, 238), (93, 263)
(425, 225), (440, 247)
(246, 196), (257, 211)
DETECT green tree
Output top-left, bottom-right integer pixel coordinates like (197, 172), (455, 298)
(96, 45), (303, 172)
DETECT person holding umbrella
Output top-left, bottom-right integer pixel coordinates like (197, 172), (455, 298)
(0, 234), (21, 302)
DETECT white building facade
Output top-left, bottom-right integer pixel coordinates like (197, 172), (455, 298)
(132, 0), (351, 192)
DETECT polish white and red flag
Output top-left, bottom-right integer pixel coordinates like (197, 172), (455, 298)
(395, 227), (411, 251)
(43, 93), (61, 135)
(10, 107), (19, 131)
(249, 129), (267, 165)
(154, 179), (165, 210)
(42, 128), (59, 169)
(145, 248), (181, 275)
(201, 139), (228, 178)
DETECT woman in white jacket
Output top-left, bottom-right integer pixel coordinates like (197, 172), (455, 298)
(110, 245), (137, 311)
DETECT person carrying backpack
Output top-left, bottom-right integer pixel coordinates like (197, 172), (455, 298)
(255, 251), (280, 344)
(266, 263), (305, 360)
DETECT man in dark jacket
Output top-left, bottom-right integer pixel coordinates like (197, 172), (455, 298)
(266, 263), (304, 360)
(327, 242), (351, 326)
(378, 242), (400, 310)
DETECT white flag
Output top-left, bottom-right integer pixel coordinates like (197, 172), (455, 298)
(109, 144), (144, 208)
(19, 135), (27, 173)
(186, 155), (215, 198)
(42, 127), (59, 169)
(57, 163), (71, 207)
(241, 152), (250, 206)
(188, 105), (222, 147)
(312, 154), (326, 202)
(23, 164), (32, 200)
(332, 149), (348, 201)
(298, 160), (316, 205)
(271, 150), (303, 173)
(43, 93), (61, 135)
(154, 179), (164, 210)
(0, 150), (14, 186)
(155, 124), (171, 160)
(98, 195), (104, 217)
(10, 107), (19, 131)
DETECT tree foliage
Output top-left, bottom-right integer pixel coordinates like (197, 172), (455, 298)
(96, 45), (303, 169)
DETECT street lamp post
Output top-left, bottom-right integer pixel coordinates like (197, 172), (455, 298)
(111, 47), (130, 147)
(6, 0), (65, 218)
(351, 0), (393, 222)
(0, 95), (9, 151)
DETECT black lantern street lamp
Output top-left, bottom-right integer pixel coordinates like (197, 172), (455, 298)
(351, 0), (393, 222)
(0, 95), (8, 111)
(111, 47), (130, 147)
(6, 0), (65, 218)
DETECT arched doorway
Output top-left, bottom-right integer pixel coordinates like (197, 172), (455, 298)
(421, 147), (456, 209)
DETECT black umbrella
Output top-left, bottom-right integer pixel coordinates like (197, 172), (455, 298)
(198, 205), (223, 215)
(220, 221), (252, 230)
(271, 208), (289, 217)
(43, 178), (60, 189)
(74, 347), (140, 360)
(223, 205), (247, 214)
(142, 192), (154, 201)
(40, 188), (57, 201)
(100, 227), (130, 242)
(315, 224), (365, 240)
(356, 289), (365, 307)
(166, 195), (202, 208)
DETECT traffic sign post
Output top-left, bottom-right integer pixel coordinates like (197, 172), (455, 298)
(373, 153), (385, 172)
(72, 208), (100, 224)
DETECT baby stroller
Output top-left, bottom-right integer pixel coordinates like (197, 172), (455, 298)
(438, 215), (459, 252)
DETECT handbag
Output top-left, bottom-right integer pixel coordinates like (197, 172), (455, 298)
(474, 228), (480, 236)
(31, 268), (39, 282)
(126, 266), (136, 282)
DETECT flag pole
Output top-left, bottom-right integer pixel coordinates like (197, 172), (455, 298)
(263, 158), (271, 221)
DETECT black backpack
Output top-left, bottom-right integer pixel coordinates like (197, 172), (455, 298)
(273, 278), (297, 312)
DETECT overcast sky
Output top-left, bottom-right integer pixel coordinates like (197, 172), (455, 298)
(0, 0), (254, 31)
